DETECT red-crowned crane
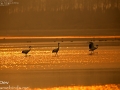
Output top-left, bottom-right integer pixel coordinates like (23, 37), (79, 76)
(22, 46), (31, 56)
(89, 42), (98, 54)
(52, 43), (60, 56)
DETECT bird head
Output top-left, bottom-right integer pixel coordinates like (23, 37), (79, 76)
(89, 42), (93, 44)
(29, 46), (31, 48)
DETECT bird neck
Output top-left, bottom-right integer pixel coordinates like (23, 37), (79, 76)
(29, 47), (31, 50)
(58, 44), (59, 49)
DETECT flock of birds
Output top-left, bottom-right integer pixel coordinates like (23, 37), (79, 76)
(22, 43), (60, 56)
(22, 42), (98, 56)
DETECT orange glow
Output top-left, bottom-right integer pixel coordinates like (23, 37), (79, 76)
(0, 46), (120, 70)
(27, 84), (120, 90)
(0, 36), (120, 39)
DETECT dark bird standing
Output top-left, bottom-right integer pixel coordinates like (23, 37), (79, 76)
(89, 42), (98, 54)
(52, 43), (60, 56)
(22, 46), (31, 56)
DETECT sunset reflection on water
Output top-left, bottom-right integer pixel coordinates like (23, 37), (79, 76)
(28, 84), (120, 90)
(0, 46), (120, 70)
(0, 41), (120, 70)
(0, 40), (120, 90)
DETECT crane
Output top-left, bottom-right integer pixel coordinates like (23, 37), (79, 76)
(22, 46), (31, 56)
(52, 43), (60, 56)
(89, 42), (98, 54)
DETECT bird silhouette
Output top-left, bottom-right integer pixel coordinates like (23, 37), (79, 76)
(22, 46), (31, 56)
(89, 42), (98, 54)
(52, 43), (60, 56)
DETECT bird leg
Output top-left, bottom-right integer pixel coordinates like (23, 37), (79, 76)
(89, 51), (94, 55)
(90, 51), (98, 55)
(25, 54), (27, 57)
(55, 53), (58, 56)
(91, 51), (93, 55)
(92, 51), (94, 54)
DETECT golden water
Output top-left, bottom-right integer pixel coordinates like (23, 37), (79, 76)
(0, 41), (120, 90)
(28, 84), (120, 90)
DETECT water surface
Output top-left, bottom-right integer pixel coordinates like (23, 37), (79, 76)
(0, 38), (120, 89)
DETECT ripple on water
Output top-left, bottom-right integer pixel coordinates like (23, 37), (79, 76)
(0, 45), (120, 70)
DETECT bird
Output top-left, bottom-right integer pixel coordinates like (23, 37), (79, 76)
(22, 46), (31, 56)
(52, 43), (60, 56)
(89, 42), (98, 54)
